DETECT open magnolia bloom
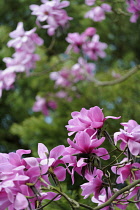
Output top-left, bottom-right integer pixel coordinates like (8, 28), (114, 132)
(30, 0), (72, 36)
(112, 158), (140, 184)
(114, 119), (140, 156)
(66, 106), (121, 136)
(38, 143), (66, 182)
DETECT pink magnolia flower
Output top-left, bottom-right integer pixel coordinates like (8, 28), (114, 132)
(7, 22), (43, 52)
(0, 147), (61, 210)
(83, 27), (96, 37)
(62, 130), (109, 183)
(85, 0), (96, 6)
(91, 187), (128, 210)
(112, 158), (140, 184)
(66, 106), (121, 136)
(0, 150), (31, 210)
(50, 58), (95, 88)
(66, 32), (86, 53)
(30, 0), (72, 36)
(85, 4), (112, 22)
(0, 69), (16, 97)
(114, 119), (140, 155)
(4, 22), (43, 76)
(3, 52), (40, 75)
(71, 57), (95, 82)
(82, 34), (108, 60)
(66, 131), (110, 160)
(33, 96), (49, 116)
(32, 96), (57, 116)
(81, 169), (104, 199)
(126, 0), (140, 23)
(1, 22), (44, 97)
(50, 68), (72, 87)
(38, 143), (66, 182)
(66, 28), (108, 61)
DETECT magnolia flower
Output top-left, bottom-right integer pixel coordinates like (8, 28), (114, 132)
(81, 169), (104, 199)
(0, 147), (61, 210)
(112, 158), (140, 184)
(7, 22), (43, 52)
(114, 119), (140, 155)
(0, 69), (16, 97)
(50, 58), (95, 88)
(85, 0), (96, 6)
(66, 32), (86, 53)
(30, 0), (72, 36)
(66, 106), (121, 136)
(38, 143), (66, 182)
(126, 0), (140, 23)
(66, 28), (108, 61)
(32, 96), (57, 116)
(85, 4), (112, 22)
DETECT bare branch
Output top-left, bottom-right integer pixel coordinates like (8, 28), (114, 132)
(89, 65), (140, 86)
(39, 177), (140, 210)
(93, 179), (140, 210)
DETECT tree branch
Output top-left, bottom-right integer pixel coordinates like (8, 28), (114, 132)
(93, 179), (140, 210)
(89, 65), (140, 86)
(39, 177), (140, 210)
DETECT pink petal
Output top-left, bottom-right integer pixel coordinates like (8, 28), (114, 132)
(14, 193), (28, 210)
(24, 157), (38, 167)
(50, 145), (65, 159)
(76, 132), (90, 152)
(16, 149), (31, 158)
(38, 143), (49, 159)
(88, 106), (104, 122)
(67, 138), (81, 151)
(54, 166), (66, 181)
(128, 140), (140, 156)
(105, 115), (121, 120)
(94, 148), (110, 160)
(90, 137), (105, 148)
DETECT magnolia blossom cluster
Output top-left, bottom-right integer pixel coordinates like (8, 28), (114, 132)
(1, 106), (140, 209)
(85, 3), (112, 22)
(66, 27), (108, 61)
(114, 119), (140, 156)
(50, 57), (95, 88)
(4, 22), (43, 75)
(0, 144), (65, 210)
(32, 96), (57, 116)
(30, 0), (72, 36)
(126, 0), (140, 23)
(0, 22), (43, 97)
(65, 106), (140, 209)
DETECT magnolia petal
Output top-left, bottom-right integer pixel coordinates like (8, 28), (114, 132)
(54, 166), (66, 181)
(76, 132), (90, 152)
(14, 193), (28, 210)
(128, 140), (140, 156)
(38, 143), (49, 159)
(50, 145), (65, 159)
(94, 148), (110, 160)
